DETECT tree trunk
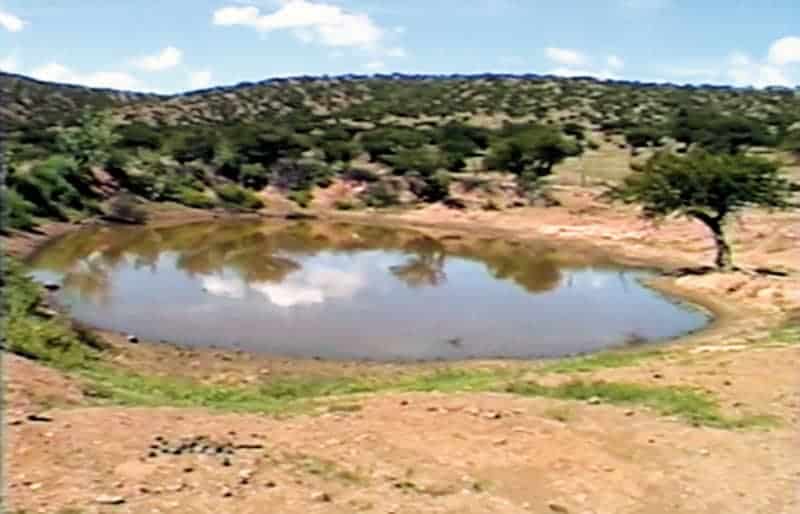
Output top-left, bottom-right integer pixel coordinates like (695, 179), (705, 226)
(692, 212), (732, 270)
(710, 223), (732, 269)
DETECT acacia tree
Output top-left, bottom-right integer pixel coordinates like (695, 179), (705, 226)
(612, 150), (794, 269)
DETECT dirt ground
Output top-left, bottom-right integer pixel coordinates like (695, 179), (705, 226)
(3, 187), (800, 514)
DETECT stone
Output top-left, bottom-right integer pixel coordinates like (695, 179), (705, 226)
(221, 487), (233, 498)
(183, 466), (194, 473)
(699, 449), (710, 456)
(492, 438), (508, 446)
(239, 469), (253, 481)
(587, 397), (601, 405)
(652, 373), (663, 379)
(26, 413), (53, 423)
(222, 457), (232, 467)
(95, 495), (125, 505)
(311, 491), (332, 502)
(264, 480), (276, 488)
(127, 334), (139, 343)
(548, 502), (569, 513)
(482, 411), (502, 420)
(43, 282), (61, 291)
(624, 410), (635, 416)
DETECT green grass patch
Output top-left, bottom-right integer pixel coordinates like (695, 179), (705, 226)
(539, 348), (664, 374)
(505, 379), (778, 429)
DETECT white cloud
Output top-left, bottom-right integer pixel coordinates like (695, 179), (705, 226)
(767, 36), (800, 66)
(188, 69), (213, 89)
(200, 275), (246, 299)
(548, 67), (619, 80)
(0, 9), (25, 32)
(29, 62), (141, 90)
(365, 60), (385, 71)
(726, 51), (792, 88)
(133, 46), (183, 72)
(607, 55), (624, 70)
(213, 1), (384, 49)
(544, 47), (588, 67)
(251, 267), (365, 307)
(0, 54), (18, 72)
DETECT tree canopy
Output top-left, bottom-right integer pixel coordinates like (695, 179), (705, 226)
(612, 149), (794, 268)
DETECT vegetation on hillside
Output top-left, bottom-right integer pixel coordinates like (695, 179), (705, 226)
(2, 72), (799, 231)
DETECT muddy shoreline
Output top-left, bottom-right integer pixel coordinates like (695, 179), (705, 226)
(6, 199), (788, 367)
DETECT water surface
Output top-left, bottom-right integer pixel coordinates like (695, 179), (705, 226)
(28, 221), (709, 361)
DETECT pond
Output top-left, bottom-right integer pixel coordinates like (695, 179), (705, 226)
(27, 220), (710, 361)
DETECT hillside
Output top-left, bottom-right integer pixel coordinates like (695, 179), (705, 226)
(2, 72), (799, 232)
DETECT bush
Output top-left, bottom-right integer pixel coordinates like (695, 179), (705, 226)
(10, 156), (85, 219)
(343, 166), (379, 182)
(287, 189), (312, 207)
(1, 188), (37, 231)
(240, 162), (269, 189)
(214, 184), (264, 210)
(334, 200), (355, 210)
(362, 182), (399, 208)
(411, 170), (451, 202)
(116, 122), (161, 150)
(178, 189), (216, 209)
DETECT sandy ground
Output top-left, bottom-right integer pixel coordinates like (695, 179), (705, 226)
(3, 187), (800, 514)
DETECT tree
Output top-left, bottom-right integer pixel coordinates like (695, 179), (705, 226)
(611, 150), (794, 269)
(487, 125), (580, 178)
(57, 110), (120, 167)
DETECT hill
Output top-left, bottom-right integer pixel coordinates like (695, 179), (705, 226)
(2, 71), (799, 231)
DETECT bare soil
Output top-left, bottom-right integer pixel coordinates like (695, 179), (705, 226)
(4, 187), (800, 514)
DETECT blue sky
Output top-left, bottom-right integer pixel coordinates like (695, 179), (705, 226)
(1, 0), (799, 93)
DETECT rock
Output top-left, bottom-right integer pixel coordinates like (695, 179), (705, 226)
(652, 373), (663, 379)
(127, 335), (139, 343)
(234, 443), (264, 450)
(482, 411), (502, 420)
(492, 438), (508, 446)
(95, 495), (125, 505)
(222, 457), (232, 467)
(221, 487), (233, 498)
(699, 449), (710, 456)
(400, 399), (409, 406)
(239, 469), (253, 481)
(26, 413), (53, 423)
(43, 282), (61, 291)
(264, 480), (276, 488)
(723, 380), (732, 386)
(183, 466), (194, 473)
(311, 491), (332, 502)
(548, 502), (569, 513)
(624, 410), (635, 416)
(587, 397), (601, 405)
(8, 418), (24, 426)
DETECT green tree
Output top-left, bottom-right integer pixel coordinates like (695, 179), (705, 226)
(487, 125), (580, 178)
(57, 110), (120, 167)
(611, 150), (794, 269)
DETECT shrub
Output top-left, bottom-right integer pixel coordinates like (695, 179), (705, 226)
(287, 189), (312, 207)
(1, 188), (37, 231)
(178, 189), (216, 209)
(214, 184), (264, 210)
(362, 182), (399, 208)
(334, 200), (355, 210)
(343, 166), (379, 183)
(413, 170), (451, 202)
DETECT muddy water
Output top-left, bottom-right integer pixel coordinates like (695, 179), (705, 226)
(27, 220), (709, 361)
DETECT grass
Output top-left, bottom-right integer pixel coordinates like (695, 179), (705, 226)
(539, 348), (664, 374)
(505, 380), (778, 429)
